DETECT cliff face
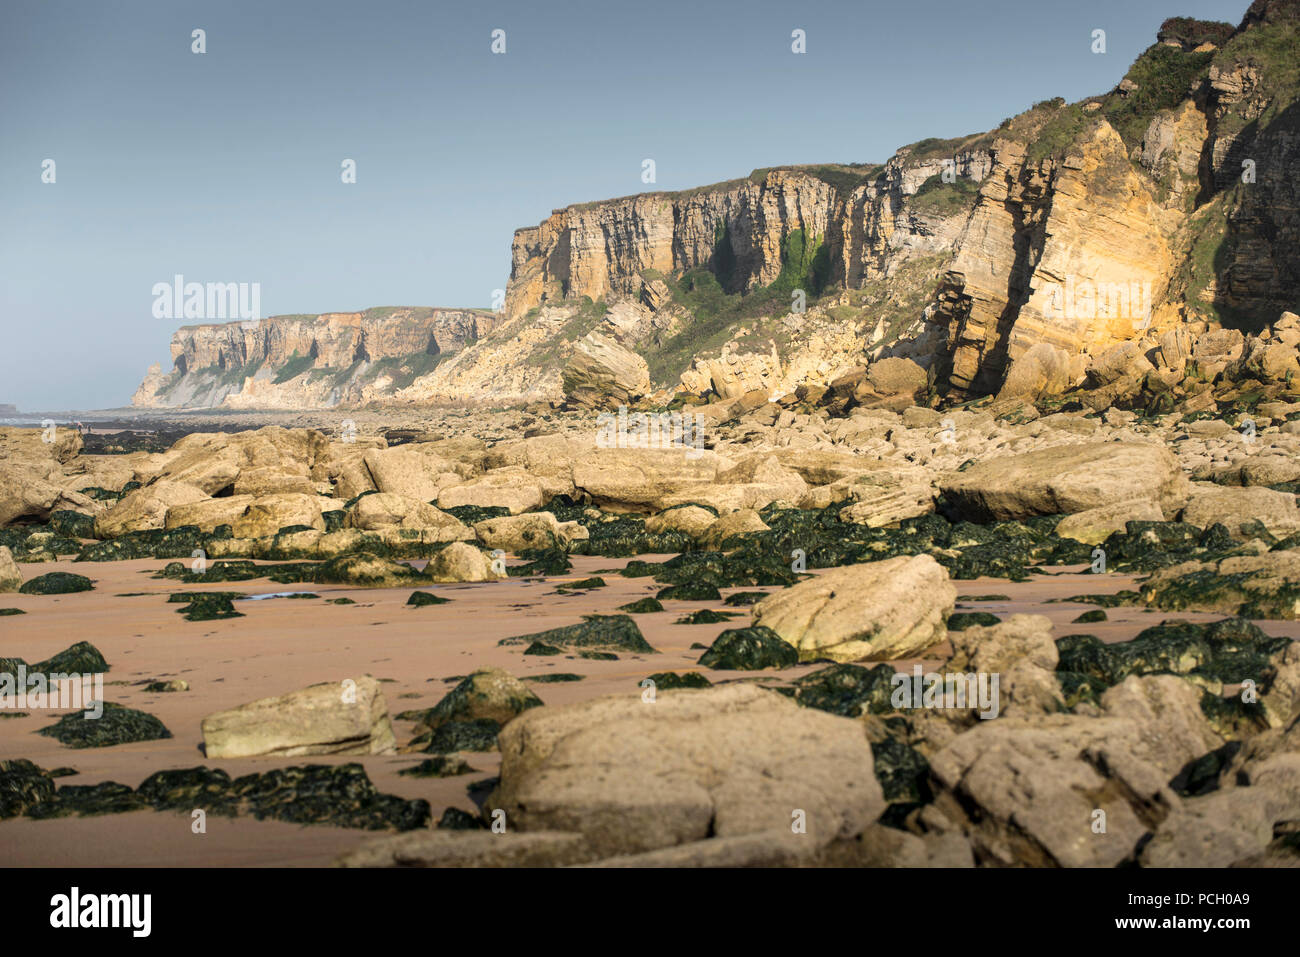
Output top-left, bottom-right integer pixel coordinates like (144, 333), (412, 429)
(504, 155), (989, 321)
(133, 308), (497, 409)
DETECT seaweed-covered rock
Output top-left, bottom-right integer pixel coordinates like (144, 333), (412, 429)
(314, 552), (432, 588)
(618, 597), (664, 614)
(139, 763), (430, 831)
(407, 590), (450, 607)
(500, 614), (656, 654)
(407, 667), (541, 738)
(871, 736), (933, 804)
(641, 671), (712, 690)
(675, 609), (739, 624)
(947, 611), (1001, 630)
(1073, 609), (1108, 623)
(421, 718), (501, 753)
(1141, 550), (1300, 619)
(508, 548), (572, 577)
(39, 702), (171, 749)
(398, 756), (475, 778)
(723, 591), (769, 606)
(173, 592), (245, 621)
(142, 679), (189, 693)
(37, 641), (109, 675)
(656, 581), (723, 602)
(793, 663), (897, 717)
(697, 626), (798, 671)
(0, 759), (57, 818)
(438, 807), (487, 830)
(555, 577), (606, 592)
(19, 572), (93, 595)
(1056, 617), (1290, 688)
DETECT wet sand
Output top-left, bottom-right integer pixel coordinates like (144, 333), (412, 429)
(3, 554), (1296, 867)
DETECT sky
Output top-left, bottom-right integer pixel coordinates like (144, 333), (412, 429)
(0, 0), (1250, 411)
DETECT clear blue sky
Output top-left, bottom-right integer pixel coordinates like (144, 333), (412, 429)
(0, 0), (1248, 410)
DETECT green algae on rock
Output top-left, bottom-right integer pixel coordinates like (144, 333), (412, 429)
(618, 597), (664, 613)
(946, 611), (1001, 630)
(723, 591), (771, 606)
(399, 756), (475, 778)
(137, 764), (430, 830)
(524, 673), (586, 683)
(554, 576), (606, 592)
(407, 667), (542, 737)
(1072, 609), (1108, 623)
(675, 609), (740, 624)
(657, 581), (723, 601)
(641, 671), (712, 690)
(697, 626), (799, 670)
(19, 572), (93, 595)
(438, 806), (486, 830)
(38, 702), (171, 749)
(1056, 617), (1290, 689)
(792, 663), (897, 717)
(171, 592), (245, 621)
(407, 590), (450, 606)
(420, 718), (502, 753)
(500, 614), (656, 654)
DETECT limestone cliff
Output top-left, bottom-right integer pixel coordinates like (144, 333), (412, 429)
(133, 308), (497, 409)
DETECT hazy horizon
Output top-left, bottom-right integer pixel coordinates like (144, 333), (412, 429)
(1, 0), (1249, 410)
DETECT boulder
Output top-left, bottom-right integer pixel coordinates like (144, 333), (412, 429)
(473, 512), (573, 551)
(489, 684), (884, 857)
(347, 493), (470, 540)
(644, 506), (716, 539)
(929, 715), (1180, 867)
(0, 546), (23, 593)
(561, 331), (651, 408)
(1180, 485), (1300, 539)
(427, 542), (502, 583)
(438, 467), (547, 515)
(939, 441), (1188, 521)
(752, 555), (955, 662)
(409, 667), (542, 735)
(866, 357), (927, 396)
(200, 675), (397, 758)
(230, 493), (325, 538)
(163, 495), (256, 533)
(573, 448), (724, 510)
(94, 481), (208, 537)
(1054, 499), (1165, 545)
(339, 831), (594, 868)
(700, 509), (769, 549)
(996, 342), (1072, 401)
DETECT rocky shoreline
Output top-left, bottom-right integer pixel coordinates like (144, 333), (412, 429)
(3, 314), (1300, 865)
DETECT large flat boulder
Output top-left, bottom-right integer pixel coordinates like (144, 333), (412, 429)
(939, 441), (1188, 520)
(201, 675), (397, 758)
(752, 555), (955, 662)
(489, 684), (883, 857)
